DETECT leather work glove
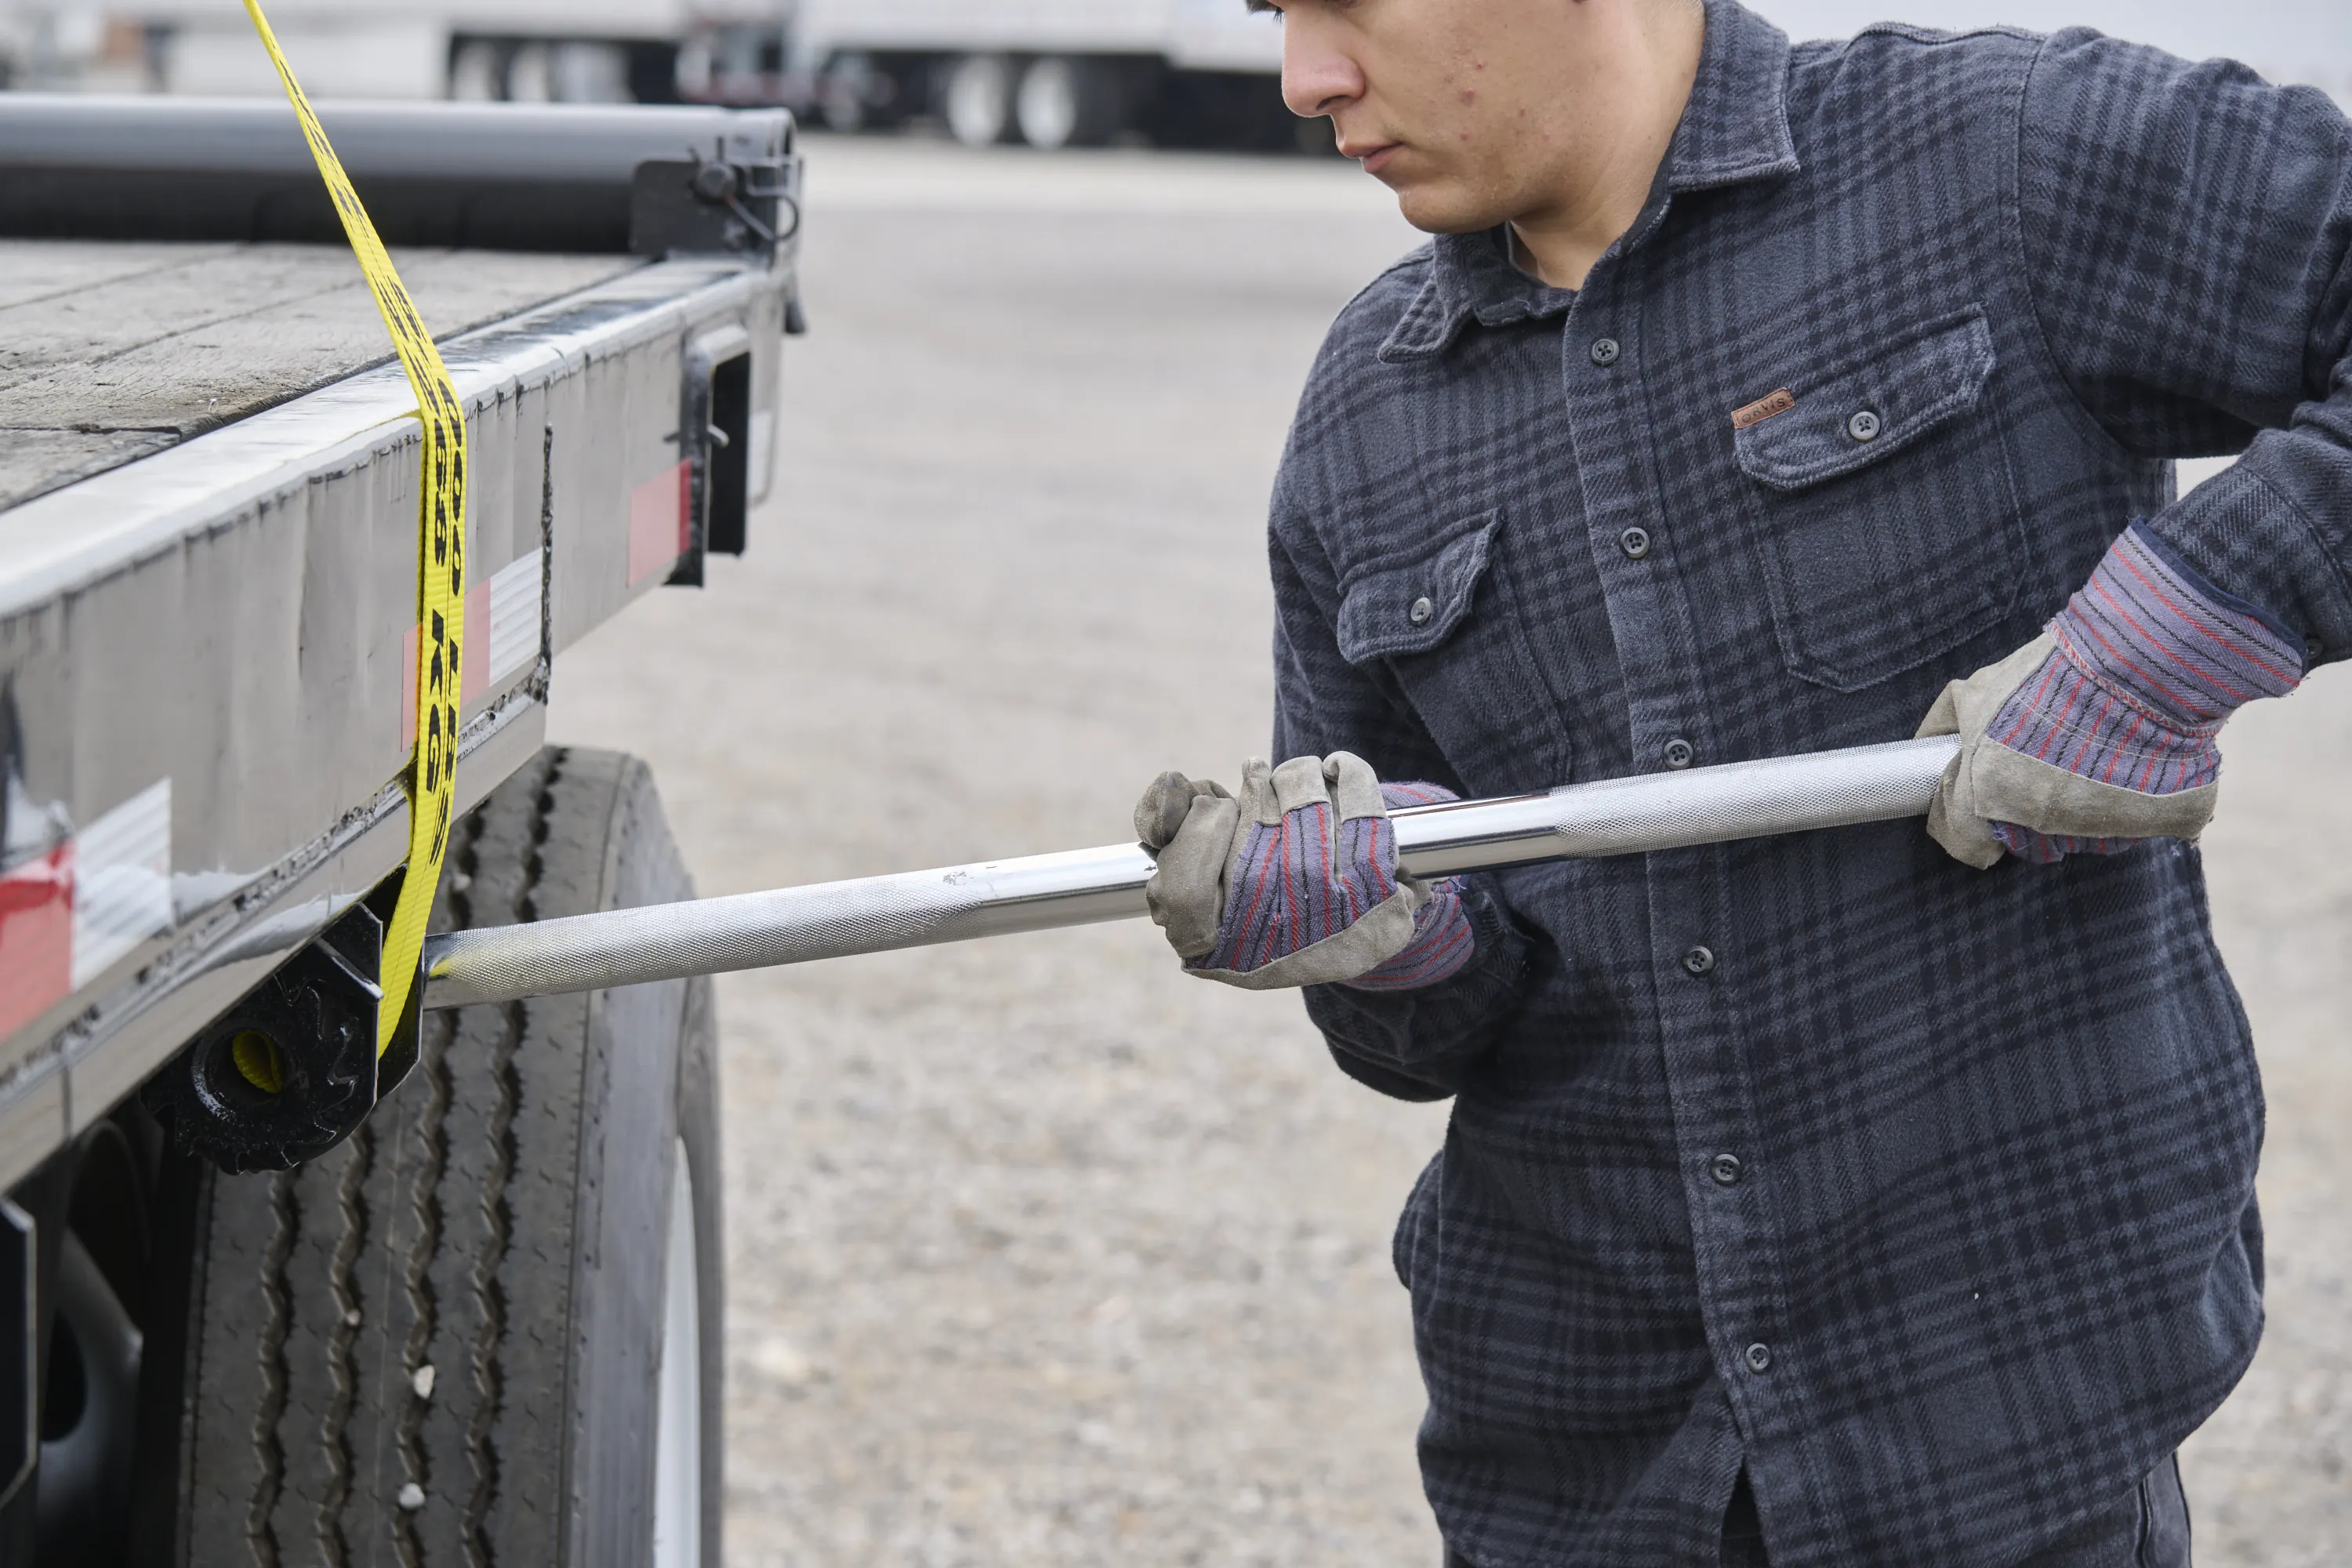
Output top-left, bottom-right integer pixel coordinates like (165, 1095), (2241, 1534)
(1133, 752), (1475, 991)
(1918, 522), (2306, 868)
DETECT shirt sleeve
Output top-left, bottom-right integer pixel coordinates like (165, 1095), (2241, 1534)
(1269, 492), (1534, 1101)
(2017, 30), (2352, 662)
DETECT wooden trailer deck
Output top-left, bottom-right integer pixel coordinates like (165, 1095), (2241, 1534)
(0, 239), (638, 510)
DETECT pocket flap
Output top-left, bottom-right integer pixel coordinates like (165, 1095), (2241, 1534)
(1335, 510), (1502, 664)
(1734, 310), (1996, 492)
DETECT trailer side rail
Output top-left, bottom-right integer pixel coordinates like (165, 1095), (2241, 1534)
(0, 251), (785, 1189)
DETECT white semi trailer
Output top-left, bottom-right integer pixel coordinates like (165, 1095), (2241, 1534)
(0, 0), (780, 103)
(5, 2), (2341, 132)
(768, 0), (2352, 153)
(0, 0), (1294, 147)
(781, 0), (1295, 150)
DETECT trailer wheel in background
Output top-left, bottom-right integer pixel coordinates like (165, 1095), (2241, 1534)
(1015, 56), (1123, 150)
(942, 53), (1015, 147)
(449, 39), (503, 102)
(819, 51), (880, 132)
(136, 747), (722, 1567)
(445, 37), (661, 104)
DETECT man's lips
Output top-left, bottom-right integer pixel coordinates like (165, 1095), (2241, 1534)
(1346, 141), (1402, 176)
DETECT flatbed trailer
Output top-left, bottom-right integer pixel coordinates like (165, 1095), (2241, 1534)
(0, 95), (799, 1565)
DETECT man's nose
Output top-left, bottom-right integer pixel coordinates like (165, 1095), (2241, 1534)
(1280, 16), (1364, 120)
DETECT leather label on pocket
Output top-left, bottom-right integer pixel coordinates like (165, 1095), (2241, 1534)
(1732, 387), (1798, 430)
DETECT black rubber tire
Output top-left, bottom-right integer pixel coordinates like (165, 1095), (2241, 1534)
(143, 746), (721, 1567)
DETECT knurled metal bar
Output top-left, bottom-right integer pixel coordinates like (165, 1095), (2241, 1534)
(419, 735), (1960, 1009)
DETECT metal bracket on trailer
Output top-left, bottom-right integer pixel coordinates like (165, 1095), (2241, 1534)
(140, 904), (395, 1174)
(667, 324), (757, 586)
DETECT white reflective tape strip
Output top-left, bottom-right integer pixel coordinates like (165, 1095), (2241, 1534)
(488, 552), (543, 683)
(71, 779), (172, 989)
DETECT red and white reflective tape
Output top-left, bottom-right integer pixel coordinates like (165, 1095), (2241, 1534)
(628, 460), (692, 586)
(400, 552), (543, 743)
(0, 779), (172, 1039)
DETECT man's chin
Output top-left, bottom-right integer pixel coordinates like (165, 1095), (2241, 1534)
(1388, 183), (1506, 238)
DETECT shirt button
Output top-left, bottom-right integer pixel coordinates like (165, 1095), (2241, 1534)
(1711, 1153), (1744, 1186)
(1682, 946), (1716, 976)
(1663, 738), (1695, 770)
(1409, 595), (1435, 626)
(2306, 636), (2325, 663)
(1847, 409), (1882, 442)
(1590, 338), (1621, 367)
(1618, 526), (1652, 560)
(1744, 1342), (1773, 1374)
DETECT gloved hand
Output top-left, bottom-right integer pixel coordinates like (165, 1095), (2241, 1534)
(1133, 752), (1474, 991)
(1918, 522), (2305, 868)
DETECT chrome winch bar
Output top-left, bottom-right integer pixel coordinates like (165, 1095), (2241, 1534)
(419, 735), (1961, 1010)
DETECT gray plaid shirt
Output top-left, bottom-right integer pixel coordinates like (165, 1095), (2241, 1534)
(1269, 5), (2352, 1563)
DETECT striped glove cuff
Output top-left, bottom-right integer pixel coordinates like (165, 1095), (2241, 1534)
(2050, 523), (2301, 724)
(1342, 781), (1475, 993)
(1987, 522), (2305, 861)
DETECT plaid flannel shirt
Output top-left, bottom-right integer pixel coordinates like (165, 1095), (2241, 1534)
(1269, 5), (2352, 1564)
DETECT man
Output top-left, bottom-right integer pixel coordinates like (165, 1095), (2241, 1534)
(1131, 1), (2349, 1563)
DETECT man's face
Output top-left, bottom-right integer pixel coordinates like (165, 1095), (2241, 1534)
(1266, 0), (1668, 235)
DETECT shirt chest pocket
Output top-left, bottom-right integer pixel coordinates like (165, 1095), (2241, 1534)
(1334, 510), (1572, 794)
(1736, 308), (2027, 692)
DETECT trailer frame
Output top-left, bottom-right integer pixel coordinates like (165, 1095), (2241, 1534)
(0, 98), (802, 1544)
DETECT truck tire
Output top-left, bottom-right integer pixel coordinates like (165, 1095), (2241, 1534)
(139, 746), (721, 1567)
(1015, 56), (1122, 150)
(819, 51), (893, 133)
(942, 53), (1015, 147)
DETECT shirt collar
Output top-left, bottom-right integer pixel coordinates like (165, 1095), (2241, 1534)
(1665, 0), (1802, 194)
(1381, 0), (1799, 363)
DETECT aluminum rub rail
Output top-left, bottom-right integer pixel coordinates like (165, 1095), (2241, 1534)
(421, 735), (1960, 1010)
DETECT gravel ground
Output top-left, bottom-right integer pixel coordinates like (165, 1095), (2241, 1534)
(546, 136), (2348, 1566)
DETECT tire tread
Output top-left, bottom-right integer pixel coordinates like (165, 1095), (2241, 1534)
(172, 747), (696, 1567)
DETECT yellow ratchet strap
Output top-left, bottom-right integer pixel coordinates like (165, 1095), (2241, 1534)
(245, 0), (466, 1054)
